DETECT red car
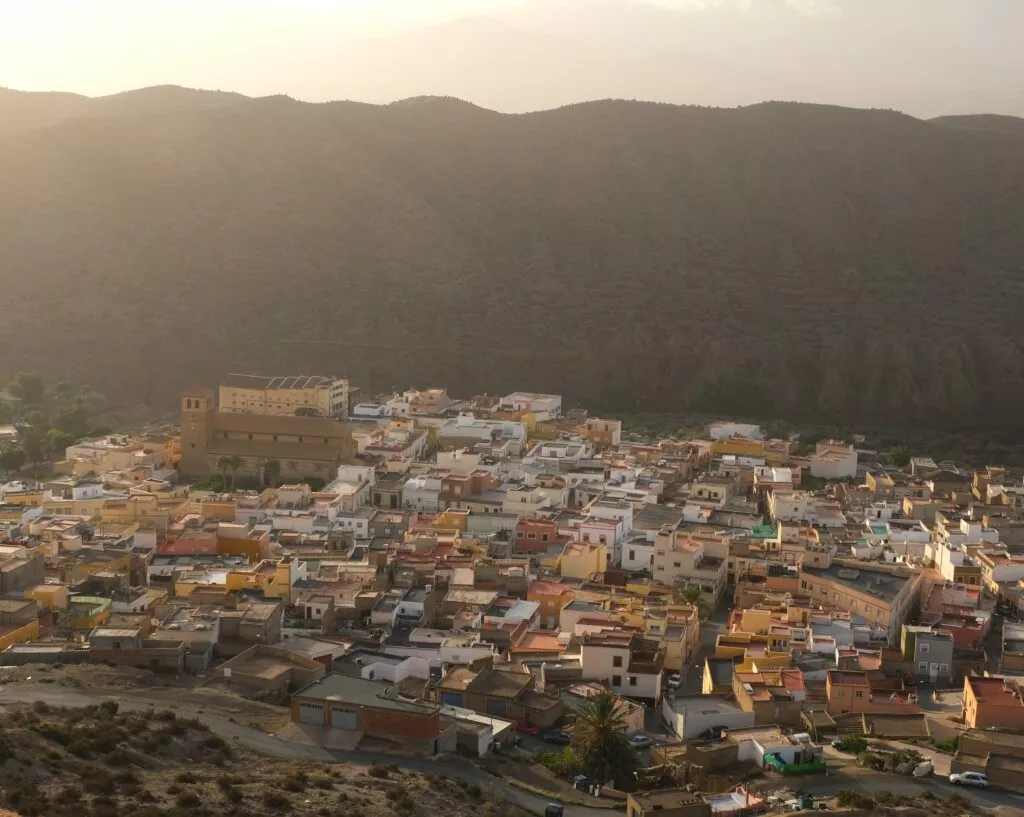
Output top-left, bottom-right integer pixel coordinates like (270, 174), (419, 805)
(516, 721), (541, 735)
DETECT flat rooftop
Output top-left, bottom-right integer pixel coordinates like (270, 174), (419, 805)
(801, 562), (911, 604)
(664, 696), (745, 716)
(295, 673), (438, 715)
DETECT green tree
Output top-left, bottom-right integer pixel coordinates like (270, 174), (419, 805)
(889, 445), (911, 468)
(51, 403), (90, 437)
(216, 456), (232, 490)
(7, 372), (45, 405)
(22, 433), (45, 465)
(767, 419), (790, 440)
(21, 408), (46, 429)
(45, 429), (77, 456)
(0, 401), (13, 425)
(226, 455), (244, 488)
(0, 448), (26, 473)
(263, 459), (281, 488)
(568, 690), (637, 790)
(674, 585), (708, 616)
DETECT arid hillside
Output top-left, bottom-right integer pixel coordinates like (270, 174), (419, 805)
(3, 87), (1024, 428)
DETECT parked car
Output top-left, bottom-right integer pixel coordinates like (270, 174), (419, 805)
(949, 772), (988, 788)
(516, 721), (541, 735)
(629, 734), (653, 749)
(667, 673), (681, 689)
(544, 805), (564, 817)
(542, 731), (572, 746)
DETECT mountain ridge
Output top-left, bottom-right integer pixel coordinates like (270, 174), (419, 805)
(2, 86), (1024, 430)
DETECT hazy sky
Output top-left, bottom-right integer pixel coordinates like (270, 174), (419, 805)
(2, 0), (1021, 116)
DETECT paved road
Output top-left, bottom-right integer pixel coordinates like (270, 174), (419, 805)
(798, 771), (1024, 811)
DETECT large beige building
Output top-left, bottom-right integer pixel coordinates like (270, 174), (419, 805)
(180, 387), (356, 482)
(219, 374), (349, 418)
(798, 555), (921, 645)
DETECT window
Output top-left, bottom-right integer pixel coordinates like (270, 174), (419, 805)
(836, 689), (845, 697)
(629, 550), (635, 561)
(613, 655), (623, 668)
(542, 534), (549, 542)
(919, 643), (929, 654)
(656, 550), (665, 557)
(800, 581), (807, 589)
(517, 531), (524, 538)
(673, 562), (681, 568)
(865, 605), (872, 613)
(656, 566), (664, 572)
(855, 690), (864, 699)
(528, 533), (536, 540)
(629, 677), (637, 687)
(612, 675), (622, 686)
(918, 662), (928, 672)
(938, 663), (949, 673)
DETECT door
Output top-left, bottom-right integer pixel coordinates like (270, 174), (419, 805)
(298, 702), (325, 725)
(330, 706), (358, 730)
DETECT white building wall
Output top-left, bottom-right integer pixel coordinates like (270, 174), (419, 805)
(621, 541), (654, 572)
(661, 699), (755, 739)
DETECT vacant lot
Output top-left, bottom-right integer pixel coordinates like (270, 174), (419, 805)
(0, 700), (526, 817)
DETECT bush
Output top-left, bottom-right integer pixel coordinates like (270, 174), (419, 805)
(103, 747), (131, 766)
(262, 789), (291, 810)
(934, 737), (958, 753)
(835, 789), (874, 809)
(835, 734), (868, 753)
(218, 774), (241, 791)
(368, 764), (391, 779)
(98, 700), (119, 717)
(534, 747), (583, 778)
(176, 790), (203, 808)
(467, 783), (483, 799)
(203, 734), (227, 750)
(79, 766), (116, 796)
(176, 771), (200, 784)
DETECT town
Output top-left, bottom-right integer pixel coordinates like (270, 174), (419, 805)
(0, 372), (1022, 816)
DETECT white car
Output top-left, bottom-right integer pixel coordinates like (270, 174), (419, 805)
(949, 772), (988, 788)
(667, 673), (681, 689)
(629, 734), (653, 749)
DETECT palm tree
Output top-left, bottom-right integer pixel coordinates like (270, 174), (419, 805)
(216, 456), (232, 490)
(568, 690), (637, 789)
(263, 458), (281, 488)
(226, 455), (244, 489)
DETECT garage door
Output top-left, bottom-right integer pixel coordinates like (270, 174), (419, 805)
(330, 706), (358, 730)
(298, 702), (325, 725)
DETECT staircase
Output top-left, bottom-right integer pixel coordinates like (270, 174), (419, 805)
(834, 714), (866, 735)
